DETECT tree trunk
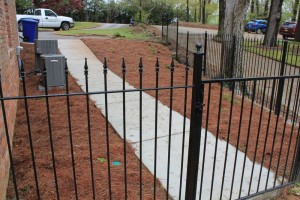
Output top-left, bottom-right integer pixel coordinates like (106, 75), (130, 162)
(294, 7), (300, 41)
(202, 0), (206, 24)
(264, 0), (269, 17)
(199, 0), (202, 23)
(263, 0), (283, 47)
(218, 0), (225, 34)
(139, 0), (142, 22)
(186, 0), (189, 22)
(221, 0), (250, 78)
(251, 0), (254, 13)
(256, 0), (259, 15)
(292, 0), (299, 21)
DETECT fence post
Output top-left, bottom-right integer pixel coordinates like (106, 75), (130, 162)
(203, 32), (207, 76)
(185, 44), (204, 200)
(275, 40), (288, 115)
(175, 18), (179, 61)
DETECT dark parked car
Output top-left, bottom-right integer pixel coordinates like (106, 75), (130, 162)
(279, 21), (296, 39)
(245, 20), (268, 34)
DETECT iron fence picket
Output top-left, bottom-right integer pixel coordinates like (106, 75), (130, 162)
(21, 62), (40, 200)
(209, 82), (223, 200)
(121, 58), (128, 200)
(248, 79), (267, 195)
(239, 80), (257, 198)
(64, 59), (78, 200)
(84, 58), (96, 200)
(154, 58), (159, 200)
(103, 58), (112, 199)
(229, 80), (246, 199)
(139, 58), (143, 200)
(43, 61), (60, 200)
(166, 59), (175, 200)
(258, 78), (275, 192)
(179, 57), (189, 200)
(220, 81), (235, 198)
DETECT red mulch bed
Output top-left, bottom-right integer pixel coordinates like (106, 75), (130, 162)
(82, 38), (299, 181)
(6, 43), (167, 199)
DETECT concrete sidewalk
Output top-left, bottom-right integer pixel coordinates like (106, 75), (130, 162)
(58, 39), (279, 199)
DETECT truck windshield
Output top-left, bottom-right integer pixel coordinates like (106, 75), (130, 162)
(45, 10), (57, 17)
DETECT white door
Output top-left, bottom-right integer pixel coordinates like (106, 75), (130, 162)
(43, 10), (61, 28)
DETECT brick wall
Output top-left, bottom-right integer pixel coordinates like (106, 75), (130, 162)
(0, 0), (20, 199)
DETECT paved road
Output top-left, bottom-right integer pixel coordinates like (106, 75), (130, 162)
(153, 25), (283, 39)
(89, 23), (128, 30)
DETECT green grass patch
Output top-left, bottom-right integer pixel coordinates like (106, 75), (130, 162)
(57, 27), (151, 40)
(39, 22), (100, 31)
(289, 182), (300, 196)
(72, 22), (101, 30)
(244, 40), (300, 68)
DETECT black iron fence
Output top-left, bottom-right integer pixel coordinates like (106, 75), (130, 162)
(2, 45), (300, 200)
(162, 22), (300, 127)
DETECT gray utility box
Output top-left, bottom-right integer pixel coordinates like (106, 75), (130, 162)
(35, 39), (58, 72)
(41, 54), (65, 87)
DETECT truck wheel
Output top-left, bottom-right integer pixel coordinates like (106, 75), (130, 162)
(18, 22), (23, 32)
(53, 28), (60, 31)
(61, 22), (70, 31)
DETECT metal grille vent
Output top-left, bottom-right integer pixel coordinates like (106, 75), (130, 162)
(41, 54), (65, 87)
(35, 39), (58, 72)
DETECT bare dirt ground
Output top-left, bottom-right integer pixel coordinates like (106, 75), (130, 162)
(179, 22), (218, 30)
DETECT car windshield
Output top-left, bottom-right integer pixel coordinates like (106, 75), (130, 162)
(283, 22), (296, 28)
(259, 21), (267, 24)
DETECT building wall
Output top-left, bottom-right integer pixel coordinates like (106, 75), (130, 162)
(0, 0), (20, 199)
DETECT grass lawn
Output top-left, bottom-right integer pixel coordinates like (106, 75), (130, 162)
(57, 27), (152, 39)
(244, 39), (300, 68)
(72, 21), (101, 30)
(39, 22), (100, 31)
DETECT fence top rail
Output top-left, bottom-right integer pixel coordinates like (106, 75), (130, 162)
(0, 85), (194, 101)
(203, 75), (300, 83)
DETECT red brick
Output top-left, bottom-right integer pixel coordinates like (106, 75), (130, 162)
(0, 0), (19, 199)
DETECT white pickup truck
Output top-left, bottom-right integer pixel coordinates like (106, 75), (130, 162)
(17, 8), (74, 31)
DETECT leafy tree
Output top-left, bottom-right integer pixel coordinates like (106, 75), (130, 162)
(33, 0), (83, 16)
(16, 0), (33, 13)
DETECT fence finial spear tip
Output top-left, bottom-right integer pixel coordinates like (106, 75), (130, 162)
(196, 43), (202, 53)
